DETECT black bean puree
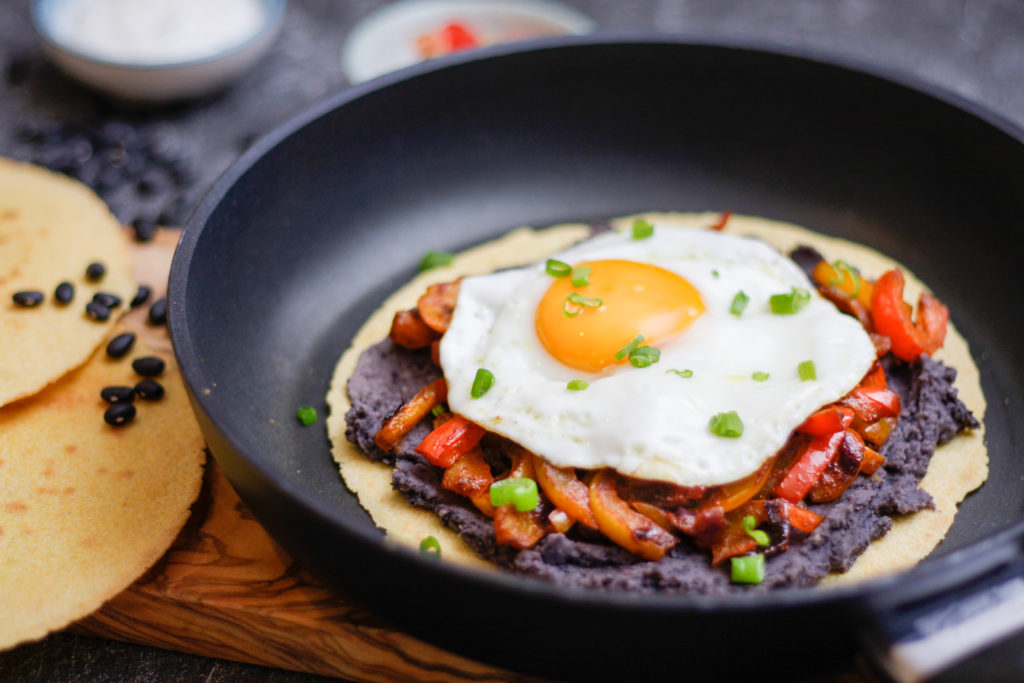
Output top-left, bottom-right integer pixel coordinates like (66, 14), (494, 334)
(343, 261), (979, 594)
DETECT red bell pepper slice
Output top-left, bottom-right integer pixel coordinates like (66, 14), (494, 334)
(843, 386), (901, 423)
(797, 405), (854, 436)
(871, 270), (923, 361)
(439, 22), (479, 52)
(772, 431), (844, 503)
(765, 500), (823, 538)
(415, 414), (486, 468)
(807, 430), (866, 503)
(589, 469), (678, 561)
(709, 210), (732, 231)
(871, 269), (949, 361)
(375, 379), (447, 452)
(917, 292), (949, 355)
(859, 446), (886, 476)
(860, 362), (888, 390)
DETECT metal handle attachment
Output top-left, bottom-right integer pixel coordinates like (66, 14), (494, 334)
(866, 554), (1024, 682)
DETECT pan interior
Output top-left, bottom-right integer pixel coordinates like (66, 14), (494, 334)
(179, 40), (1024, 591)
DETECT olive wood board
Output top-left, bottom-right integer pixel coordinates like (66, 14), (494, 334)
(73, 458), (539, 683)
(70, 229), (868, 683)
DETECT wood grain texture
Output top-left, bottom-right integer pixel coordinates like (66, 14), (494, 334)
(72, 229), (540, 683)
(75, 461), (540, 682)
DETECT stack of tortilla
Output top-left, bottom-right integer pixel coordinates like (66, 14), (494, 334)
(0, 158), (206, 649)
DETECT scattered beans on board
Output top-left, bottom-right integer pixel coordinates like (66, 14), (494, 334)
(105, 332), (136, 359)
(12, 290), (44, 307)
(104, 402), (136, 426)
(132, 356), (165, 377)
(54, 281), (75, 304)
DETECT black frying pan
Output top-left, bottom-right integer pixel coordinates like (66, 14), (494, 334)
(169, 37), (1024, 681)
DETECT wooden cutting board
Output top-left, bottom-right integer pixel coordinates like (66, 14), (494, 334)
(71, 229), (537, 682)
(74, 458), (537, 682)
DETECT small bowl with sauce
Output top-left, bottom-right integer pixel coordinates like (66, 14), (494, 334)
(31, 0), (287, 104)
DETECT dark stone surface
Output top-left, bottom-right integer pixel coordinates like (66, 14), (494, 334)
(1, 0), (1022, 680)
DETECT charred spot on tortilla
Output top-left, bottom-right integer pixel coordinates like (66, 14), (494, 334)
(326, 213), (986, 592)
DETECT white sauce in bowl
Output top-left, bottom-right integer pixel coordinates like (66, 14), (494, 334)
(50, 0), (266, 64)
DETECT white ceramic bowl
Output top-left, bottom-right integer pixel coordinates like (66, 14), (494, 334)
(341, 0), (594, 84)
(31, 0), (287, 104)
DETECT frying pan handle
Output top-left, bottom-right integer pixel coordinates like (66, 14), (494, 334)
(863, 550), (1024, 682)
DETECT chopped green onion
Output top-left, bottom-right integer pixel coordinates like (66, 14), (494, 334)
(628, 346), (661, 368)
(571, 265), (592, 287)
(769, 287), (811, 315)
(829, 260), (861, 297)
(798, 360), (817, 381)
(730, 290), (749, 317)
(431, 404), (446, 418)
(731, 554), (765, 584)
(709, 410), (744, 438)
(752, 371), (770, 382)
(567, 379), (589, 391)
(711, 269), (720, 279)
(471, 368), (494, 398)
(419, 535), (441, 557)
(419, 250), (454, 271)
(631, 219), (654, 240)
(296, 405), (317, 426)
(546, 259), (572, 277)
(667, 368), (694, 378)
(563, 292), (603, 317)
(615, 334), (645, 361)
(742, 515), (770, 546)
(490, 477), (540, 511)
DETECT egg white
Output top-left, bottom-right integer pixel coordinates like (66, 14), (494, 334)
(439, 224), (877, 487)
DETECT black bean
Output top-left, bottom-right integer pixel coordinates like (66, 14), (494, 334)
(85, 262), (106, 281)
(106, 332), (136, 359)
(102, 146), (128, 169)
(167, 159), (196, 187)
(54, 281), (74, 304)
(136, 169), (165, 196)
(132, 356), (165, 377)
(148, 297), (167, 325)
(130, 285), (152, 308)
(16, 121), (42, 143)
(95, 166), (122, 192)
(101, 385), (135, 404)
(85, 300), (111, 321)
(6, 56), (32, 86)
(134, 378), (165, 401)
(92, 292), (122, 308)
(104, 403), (136, 426)
(38, 147), (73, 171)
(158, 198), (188, 226)
(99, 121), (138, 148)
(12, 290), (44, 307)
(130, 217), (157, 243)
(75, 162), (102, 188)
(71, 139), (93, 164)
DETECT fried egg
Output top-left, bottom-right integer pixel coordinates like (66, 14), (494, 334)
(439, 223), (877, 487)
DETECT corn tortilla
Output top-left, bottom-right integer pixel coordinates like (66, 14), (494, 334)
(326, 213), (987, 584)
(0, 230), (206, 649)
(0, 158), (134, 408)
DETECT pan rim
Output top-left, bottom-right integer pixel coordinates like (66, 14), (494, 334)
(170, 33), (1024, 615)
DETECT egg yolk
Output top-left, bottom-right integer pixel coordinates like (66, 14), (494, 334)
(535, 259), (705, 372)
